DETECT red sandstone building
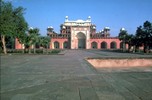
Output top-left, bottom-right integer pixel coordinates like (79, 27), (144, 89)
(48, 16), (121, 49)
(16, 16), (123, 49)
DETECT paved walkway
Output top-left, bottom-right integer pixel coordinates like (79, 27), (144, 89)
(1, 50), (152, 100)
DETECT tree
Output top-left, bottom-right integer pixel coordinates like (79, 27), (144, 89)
(27, 28), (40, 54)
(135, 21), (152, 53)
(5, 36), (15, 49)
(125, 34), (134, 52)
(0, 1), (28, 54)
(39, 36), (50, 54)
(118, 28), (128, 52)
(17, 32), (28, 53)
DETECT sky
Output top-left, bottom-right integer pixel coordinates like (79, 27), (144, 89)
(7, 0), (152, 36)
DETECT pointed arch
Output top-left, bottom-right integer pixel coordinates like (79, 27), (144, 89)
(77, 32), (86, 49)
(63, 41), (68, 49)
(101, 41), (107, 49)
(110, 41), (117, 49)
(54, 41), (59, 49)
(91, 41), (97, 49)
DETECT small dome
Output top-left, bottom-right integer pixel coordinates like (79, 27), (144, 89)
(29, 27), (33, 30)
(65, 16), (68, 19)
(48, 26), (53, 29)
(121, 27), (125, 31)
(104, 27), (110, 30)
(88, 16), (91, 19)
(93, 26), (96, 29)
(62, 26), (66, 29)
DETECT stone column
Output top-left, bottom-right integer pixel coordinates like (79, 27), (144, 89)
(86, 29), (90, 49)
(71, 30), (75, 49)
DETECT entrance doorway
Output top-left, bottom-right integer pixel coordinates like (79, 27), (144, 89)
(77, 32), (86, 49)
(91, 42), (97, 49)
(54, 41), (59, 49)
(63, 41), (68, 49)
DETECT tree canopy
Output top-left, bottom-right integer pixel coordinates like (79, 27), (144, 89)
(118, 28), (128, 52)
(135, 21), (152, 52)
(118, 21), (152, 53)
(0, 1), (28, 54)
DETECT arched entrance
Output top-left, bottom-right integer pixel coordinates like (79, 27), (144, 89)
(63, 41), (68, 49)
(110, 41), (117, 49)
(101, 41), (107, 49)
(91, 42), (97, 49)
(77, 32), (86, 49)
(54, 41), (59, 49)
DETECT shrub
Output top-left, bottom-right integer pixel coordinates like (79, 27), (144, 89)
(50, 50), (60, 54)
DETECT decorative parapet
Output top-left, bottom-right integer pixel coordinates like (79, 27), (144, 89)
(49, 34), (70, 39)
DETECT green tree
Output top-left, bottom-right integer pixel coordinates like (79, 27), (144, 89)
(17, 32), (28, 53)
(15, 6), (28, 53)
(125, 34), (135, 52)
(118, 28), (128, 52)
(27, 28), (40, 54)
(136, 21), (152, 53)
(39, 36), (50, 54)
(0, 1), (28, 54)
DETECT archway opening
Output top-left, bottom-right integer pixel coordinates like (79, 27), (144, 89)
(110, 41), (117, 49)
(91, 42), (97, 49)
(77, 32), (86, 49)
(63, 41), (68, 49)
(101, 41), (107, 49)
(54, 41), (59, 49)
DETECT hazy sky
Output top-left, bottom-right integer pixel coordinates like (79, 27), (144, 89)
(10, 0), (152, 36)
